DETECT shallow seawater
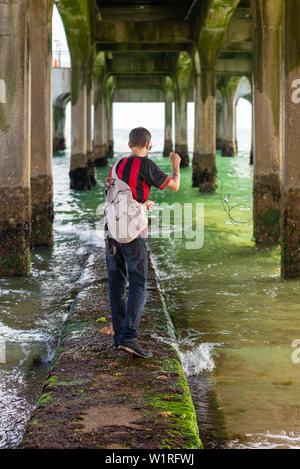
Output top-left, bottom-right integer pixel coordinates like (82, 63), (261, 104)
(0, 152), (105, 448)
(2, 128), (300, 449)
(143, 139), (300, 449)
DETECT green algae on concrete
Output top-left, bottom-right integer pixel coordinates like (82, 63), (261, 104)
(56, 0), (93, 105)
(253, 175), (281, 245)
(174, 53), (192, 168)
(21, 249), (202, 449)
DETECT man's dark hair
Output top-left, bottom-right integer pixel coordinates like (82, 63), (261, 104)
(129, 127), (151, 148)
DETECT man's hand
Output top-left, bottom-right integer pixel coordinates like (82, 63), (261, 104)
(143, 199), (155, 211)
(169, 152), (181, 166)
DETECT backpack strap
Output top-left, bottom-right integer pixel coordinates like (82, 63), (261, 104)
(111, 159), (123, 180)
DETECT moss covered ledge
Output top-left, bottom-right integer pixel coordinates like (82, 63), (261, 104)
(20, 248), (202, 449)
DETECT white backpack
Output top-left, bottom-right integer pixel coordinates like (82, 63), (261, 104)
(104, 160), (148, 243)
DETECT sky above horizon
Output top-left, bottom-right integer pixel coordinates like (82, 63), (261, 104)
(52, 5), (252, 131)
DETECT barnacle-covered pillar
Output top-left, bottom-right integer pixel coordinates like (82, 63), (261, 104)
(30, 0), (54, 246)
(252, 0), (282, 244)
(0, 0), (31, 275)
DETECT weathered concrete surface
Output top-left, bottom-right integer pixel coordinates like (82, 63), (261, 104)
(94, 83), (108, 167)
(21, 248), (202, 449)
(70, 83), (91, 191)
(86, 83), (97, 187)
(30, 0), (54, 246)
(31, 176), (54, 248)
(53, 92), (69, 152)
(193, 67), (217, 191)
(106, 76), (116, 159)
(163, 78), (173, 157)
(219, 76), (240, 157)
(175, 53), (192, 168)
(0, 0), (31, 275)
(252, 0), (282, 245)
(281, 0), (300, 278)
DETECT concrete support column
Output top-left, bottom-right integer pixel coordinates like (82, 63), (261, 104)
(250, 105), (254, 165)
(30, 0), (54, 246)
(175, 91), (189, 167)
(107, 97), (114, 158)
(86, 83), (96, 186)
(0, 0), (31, 275)
(193, 72), (201, 169)
(193, 66), (217, 191)
(53, 101), (66, 152)
(221, 84), (237, 157)
(281, 0), (300, 277)
(163, 99), (173, 156)
(216, 101), (223, 151)
(70, 82), (91, 190)
(94, 85), (108, 167)
(252, 0), (282, 244)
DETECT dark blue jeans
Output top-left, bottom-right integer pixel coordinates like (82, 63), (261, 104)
(106, 237), (148, 345)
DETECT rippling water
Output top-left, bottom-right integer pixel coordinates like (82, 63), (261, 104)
(2, 127), (300, 449)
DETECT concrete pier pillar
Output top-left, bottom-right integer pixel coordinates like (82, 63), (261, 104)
(163, 79), (173, 156)
(175, 91), (189, 167)
(216, 101), (223, 151)
(30, 0), (54, 246)
(163, 100), (173, 156)
(86, 83), (96, 186)
(193, 66), (217, 191)
(252, 0), (282, 244)
(70, 82), (91, 190)
(174, 52), (191, 167)
(250, 106), (254, 165)
(0, 0), (31, 275)
(281, 0), (300, 277)
(94, 88), (108, 167)
(220, 78), (238, 157)
(105, 76), (115, 158)
(53, 100), (67, 152)
(107, 97), (114, 158)
(193, 71), (201, 169)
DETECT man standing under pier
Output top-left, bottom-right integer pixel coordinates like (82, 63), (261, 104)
(105, 127), (181, 358)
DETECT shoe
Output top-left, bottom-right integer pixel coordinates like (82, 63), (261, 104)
(119, 341), (153, 358)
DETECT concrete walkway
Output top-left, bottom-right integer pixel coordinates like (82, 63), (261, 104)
(21, 247), (202, 449)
